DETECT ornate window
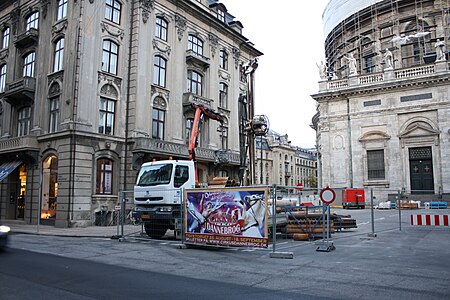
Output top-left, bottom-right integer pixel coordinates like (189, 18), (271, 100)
(18, 106), (31, 137)
(367, 149), (385, 180)
(185, 118), (193, 145)
(54, 38), (64, 72)
(23, 52), (36, 77)
(96, 158), (113, 194)
(26, 12), (39, 30)
(105, 0), (121, 25)
(57, 0), (68, 21)
(219, 82), (228, 109)
(49, 97), (60, 133)
(102, 40), (118, 75)
(153, 55), (166, 87)
(219, 50), (228, 70)
(1, 27), (9, 49)
(188, 34), (203, 55)
(155, 17), (168, 41)
(99, 97), (115, 135)
(187, 70), (202, 95)
(0, 64), (6, 93)
(220, 122), (228, 149)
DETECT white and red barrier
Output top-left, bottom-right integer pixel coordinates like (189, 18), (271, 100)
(410, 214), (449, 226)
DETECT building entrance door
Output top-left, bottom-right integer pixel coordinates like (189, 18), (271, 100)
(409, 147), (434, 194)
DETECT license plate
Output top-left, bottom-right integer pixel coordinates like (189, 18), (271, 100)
(141, 214), (150, 219)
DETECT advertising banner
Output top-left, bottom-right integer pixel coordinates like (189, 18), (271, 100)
(185, 187), (269, 248)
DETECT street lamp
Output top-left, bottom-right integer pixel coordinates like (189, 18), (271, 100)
(252, 115), (269, 184)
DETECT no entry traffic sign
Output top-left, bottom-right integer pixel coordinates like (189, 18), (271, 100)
(320, 187), (336, 205)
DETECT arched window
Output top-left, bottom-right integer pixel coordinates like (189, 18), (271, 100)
(102, 40), (119, 75)
(96, 158), (113, 194)
(188, 35), (203, 55)
(155, 17), (168, 41)
(1, 27), (9, 49)
(0, 64), (6, 93)
(105, 0), (121, 25)
(57, 0), (68, 21)
(219, 82), (228, 109)
(26, 12), (39, 30)
(41, 155), (58, 220)
(187, 70), (203, 95)
(99, 97), (115, 135)
(54, 38), (64, 72)
(152, 97), (166, 140)
(23, 52), (36, 77)
(153, 55), (166, 87)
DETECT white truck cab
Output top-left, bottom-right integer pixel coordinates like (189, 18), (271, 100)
(133, 160), (196, 238)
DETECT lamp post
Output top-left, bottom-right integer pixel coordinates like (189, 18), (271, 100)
(251, 115), (269, 185)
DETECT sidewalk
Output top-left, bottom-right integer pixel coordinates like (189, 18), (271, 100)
(3, 221), (143, 238)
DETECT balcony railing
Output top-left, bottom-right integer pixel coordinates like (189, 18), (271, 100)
(183, 92), (213, 109)
(132, 137), (240, 164)
(323, 63), (447, 92)
(14, 28), (39, 48)
(186, 49), (210, 68)
(3, 76), (36, 104)
(0, 136), (39, 154)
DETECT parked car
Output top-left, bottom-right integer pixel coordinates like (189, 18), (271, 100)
(0, 225), (10, 250)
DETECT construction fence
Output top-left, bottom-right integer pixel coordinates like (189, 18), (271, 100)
(114, 185), (449, 251)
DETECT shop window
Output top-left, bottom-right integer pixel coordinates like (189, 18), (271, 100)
(96, 158), (113, 194)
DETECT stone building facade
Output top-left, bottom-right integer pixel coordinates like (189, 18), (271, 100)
(312, 0), (450, 203)
(255, 132), (317, 188)
(0, 0), (262, 227)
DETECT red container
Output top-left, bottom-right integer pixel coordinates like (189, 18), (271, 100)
(342, 188), (365, 209)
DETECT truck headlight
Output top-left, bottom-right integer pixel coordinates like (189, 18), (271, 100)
(0, 225), (11, 233)
(159, 207), (173, 212)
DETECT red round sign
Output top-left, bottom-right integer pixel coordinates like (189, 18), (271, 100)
(296, 183), (303, 191)
(320, 187), (336, 205)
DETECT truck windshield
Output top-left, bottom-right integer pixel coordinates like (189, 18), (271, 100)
(137, 164), (173, 186)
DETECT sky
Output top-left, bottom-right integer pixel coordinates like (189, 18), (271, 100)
(223, 0), (329, 149)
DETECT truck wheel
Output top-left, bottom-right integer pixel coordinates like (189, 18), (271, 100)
(144, 223), (167, 239)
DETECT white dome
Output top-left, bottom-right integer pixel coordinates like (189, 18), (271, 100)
(323, 0), (385, 38)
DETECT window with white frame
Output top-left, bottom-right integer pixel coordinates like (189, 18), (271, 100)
(26, 12), (39, 30)
(57, 0), (68, 21)
(155, 17), (168, 41)
(367, 149), (385, 180)
(105, 0), (121, 24)
(219, 82), (228, 109)
(49, 97), (60, 133)
(99, 97), (115, 135)
(219, 50), (228, 70)
(187, 70), (202, 95)
(96, 158), (113, 194)
(0, 64), (6, 93)
(153, 55), (166, 87)
(102, 40), (118, 75)
(18, 106), (31, 137)
(23, 52), (36, 77)
(1, 27), (9, 49)
(54, 38), (64, 72)
(217, 8), (225, 22)
(188, 34), (203, 55)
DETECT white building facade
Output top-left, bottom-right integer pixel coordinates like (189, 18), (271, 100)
(312, 0), (450, 202)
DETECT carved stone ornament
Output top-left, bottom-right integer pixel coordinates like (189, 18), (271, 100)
(11, 8), (20, 35)
(0, 49), (8, 61)
(175, 14), (187, 41)
(208, 33), (219, 57)
(140, 0), (154, 24)
(218, 70), (230, 82)
(41, 0), (50, 19)
(52, 20), (68, 36)
(232, 47), (240, 69)
(153, 96), (167, 109)
(100, 84), (119, 98)
(48, 82), (61, 97)
(152, 39), (171, 55)
(98, 72), (122, 90)
(151, 85), (170, 99)
(101, 22), (125, 40)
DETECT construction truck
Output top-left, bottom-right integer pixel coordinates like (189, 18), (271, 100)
(132, 104), (227, 238)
